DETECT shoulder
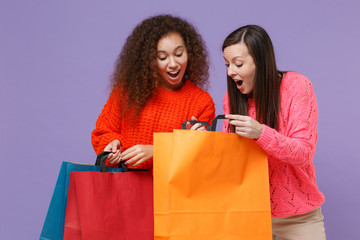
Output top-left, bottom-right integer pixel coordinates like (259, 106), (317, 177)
(281, 71), (315, 96)
(184, 80), (214, 101)
(223, 91), (229, 102)
(107, 86), (127, 107)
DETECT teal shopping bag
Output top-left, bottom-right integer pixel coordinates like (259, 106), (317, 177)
(39, 152), (123, 240)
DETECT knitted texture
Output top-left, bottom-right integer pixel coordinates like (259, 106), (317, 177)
(92, 80), (215, 170)
(222, 72), (325, 217)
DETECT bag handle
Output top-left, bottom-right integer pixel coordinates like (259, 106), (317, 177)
(95, 151), (128, 172)
(181, 115), (226, 132)
(181, 120), (211, 130)
(210, 115), (226, 132)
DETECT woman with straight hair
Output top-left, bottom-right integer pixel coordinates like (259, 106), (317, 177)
(222, 25), (326, 240)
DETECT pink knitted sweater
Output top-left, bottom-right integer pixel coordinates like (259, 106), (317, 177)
(222, 71), (325, 218)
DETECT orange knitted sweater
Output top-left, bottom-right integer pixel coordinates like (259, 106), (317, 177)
(91, 80), (215, 170)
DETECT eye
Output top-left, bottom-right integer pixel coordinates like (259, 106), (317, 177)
(175, 52), (183, 57)
(158, 56), (167, 61)
(236, 63), (243, 68)
(225, 63), (229, 68)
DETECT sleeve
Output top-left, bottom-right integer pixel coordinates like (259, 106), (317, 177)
(221, 92), (230, 132)
(255, 74), (318, 166)
(196, 92), (215, 126)
(91, 89), (124, 155)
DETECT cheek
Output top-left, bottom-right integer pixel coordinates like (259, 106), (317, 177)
(249, 73), (256, 87)
(245, 66), (256, 79)
(180, 60), (188, 69)
(157, 61), (166, 73)
(180, 54), (188, 68)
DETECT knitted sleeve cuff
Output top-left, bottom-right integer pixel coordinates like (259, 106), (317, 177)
(255, 124), (273, 149)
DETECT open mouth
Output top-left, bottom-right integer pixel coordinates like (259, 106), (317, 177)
(236, 80), (243, 87)
(168, 70), (180, 78)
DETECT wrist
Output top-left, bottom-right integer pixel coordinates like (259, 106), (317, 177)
(255, 124), (264, 140)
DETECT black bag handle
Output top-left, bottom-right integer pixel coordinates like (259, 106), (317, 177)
(181, 115), (226, 132)
(181, 120), (211, 130)
(95, 151), (128, 172)
(210, 115), (226, 132)
(95, 151), (149, 172)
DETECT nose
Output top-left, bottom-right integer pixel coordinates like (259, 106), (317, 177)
(227, 65), (236, 77)
(168, 56), (177, 68)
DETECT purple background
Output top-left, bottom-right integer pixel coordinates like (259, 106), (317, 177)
(1, 0), (359, 239)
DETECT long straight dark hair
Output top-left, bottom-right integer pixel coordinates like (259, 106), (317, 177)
(222, 25), (282, 132)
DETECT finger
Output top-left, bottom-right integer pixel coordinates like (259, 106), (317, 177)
(130, 153), (149, 166)
(104, 144), (112, 152)
(109, 153), (121, 164)
(234, 126), (251, 137)
(228, 119), (245, 126)
(121, 145), (137, 155)
(109, 150), (120, 160)
(113, 155), (122, 164)
(235, 128), (246, 134)
(125, 154), (142, 165)
(234, 127), (246, 136)
(107, 152), (114, 160)
(190, 122), (202, 130)
(225, 114), (247, 121)
(121, 148), (138, 160)
(198, 126), (207, 131)
(235, 131), (245, 137)
(191, 116), (198, 121)
(111, 141), (120, 153)
(109, 156), (119, 164)
(185, 122), (191, 130)
(131, 158), (145, 167)
(225, 114), (241, 120)
(108, 150), (120, 162)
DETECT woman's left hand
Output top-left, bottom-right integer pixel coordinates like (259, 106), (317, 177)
(225, 114), (264, 139)
(121, 145), (153, 167)
(185, 116), (207, 131)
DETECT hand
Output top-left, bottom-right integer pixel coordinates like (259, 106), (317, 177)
(121, 145), (153, 167)
(104, 139), (122, 164)
(225, 114), (264, 139)
(185, 116), (207, 131)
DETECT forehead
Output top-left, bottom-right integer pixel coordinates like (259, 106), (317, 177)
(223, 43), (251, 60)
(157, 32), (185, 51)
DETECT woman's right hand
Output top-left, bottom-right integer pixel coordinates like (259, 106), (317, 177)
(104, 139), (122, 164)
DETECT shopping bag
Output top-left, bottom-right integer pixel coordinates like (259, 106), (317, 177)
(63, 152), (153, 240)
(153, 115), (272, 240)
(39, 153), (123, 240)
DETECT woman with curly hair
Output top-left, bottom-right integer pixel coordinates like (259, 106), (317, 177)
(91, 15), (215, 170)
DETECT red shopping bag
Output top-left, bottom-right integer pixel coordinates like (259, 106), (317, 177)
(64, 152), (153, 240)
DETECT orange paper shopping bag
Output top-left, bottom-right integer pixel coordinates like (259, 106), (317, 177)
(153, 115), (272, 240)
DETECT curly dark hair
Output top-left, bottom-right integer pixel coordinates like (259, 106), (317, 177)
(111, 14), (209, 116)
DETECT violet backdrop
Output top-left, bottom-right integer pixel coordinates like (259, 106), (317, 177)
(1, 0), (359, 239)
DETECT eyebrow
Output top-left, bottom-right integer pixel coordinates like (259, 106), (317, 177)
(231, 56), (244, 61)
(223, 55), (244, 62)
(157, 46), (184, 53)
